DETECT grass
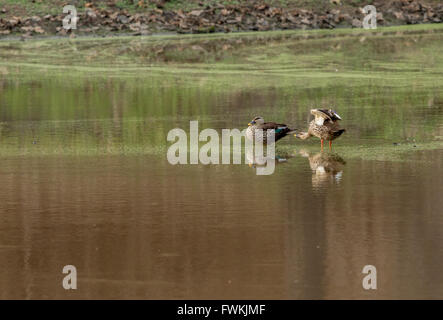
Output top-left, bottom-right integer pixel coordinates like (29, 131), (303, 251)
(1, 24), (442, 92)
(0, 0), (64, 16)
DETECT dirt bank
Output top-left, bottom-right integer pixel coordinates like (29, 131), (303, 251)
(0, 0), (442, 38)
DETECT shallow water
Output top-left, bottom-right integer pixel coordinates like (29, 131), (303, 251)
(0, 25), (442, 299)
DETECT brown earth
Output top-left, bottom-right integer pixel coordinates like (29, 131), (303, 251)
(0, 0), (442, 38)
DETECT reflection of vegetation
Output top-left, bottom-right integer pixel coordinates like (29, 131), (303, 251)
(0, 25), (442, 158)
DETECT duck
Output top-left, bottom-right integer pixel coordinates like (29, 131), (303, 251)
(246, 116), (296, 144)
(295, 108), (345, 150)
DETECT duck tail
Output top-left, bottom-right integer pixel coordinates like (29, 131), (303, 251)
(332, 129), (346, 137)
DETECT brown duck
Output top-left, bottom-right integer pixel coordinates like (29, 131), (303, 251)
(295, 109), (346, 150)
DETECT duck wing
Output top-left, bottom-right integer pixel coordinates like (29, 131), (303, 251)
(318, 109), (342, 121)
(259, 122), (291, 133)
(258, 122), (294, 142)
(311, 109), (331, 125)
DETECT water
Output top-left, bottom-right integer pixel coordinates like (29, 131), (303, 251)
(0, 25), (442, 299)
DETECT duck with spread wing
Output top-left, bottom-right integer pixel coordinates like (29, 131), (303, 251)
(295, 109), (346, 150)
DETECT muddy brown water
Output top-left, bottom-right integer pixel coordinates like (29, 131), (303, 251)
(0, 151), (442, 299)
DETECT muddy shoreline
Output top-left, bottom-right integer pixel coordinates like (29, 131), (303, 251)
(0, 0), (442, 39)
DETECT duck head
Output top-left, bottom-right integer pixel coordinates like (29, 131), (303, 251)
(295, 131), (311, 140)
(248, 116), (264, 126)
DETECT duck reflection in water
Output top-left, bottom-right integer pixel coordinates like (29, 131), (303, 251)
(299, 150), (346, 188)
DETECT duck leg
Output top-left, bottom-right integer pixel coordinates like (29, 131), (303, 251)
(329, 140), (332, 150)
(321, 139), (324, 151)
